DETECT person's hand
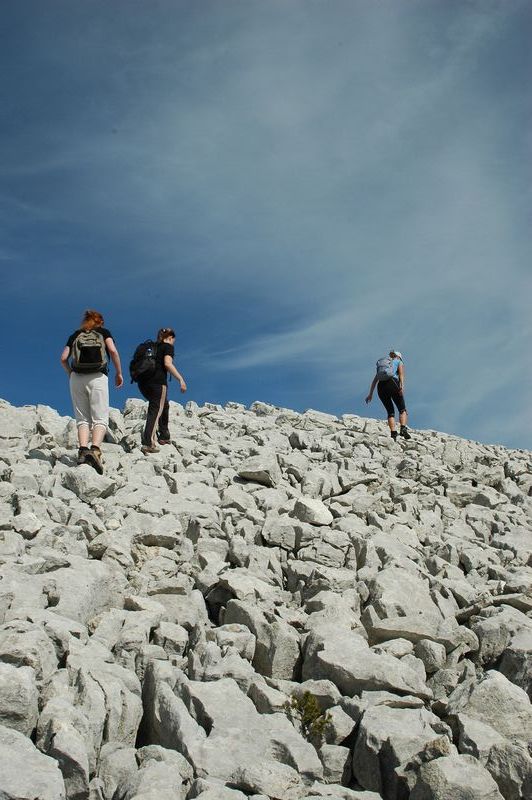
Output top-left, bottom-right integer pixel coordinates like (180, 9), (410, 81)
(365, 395), (372, 404)
(180, 380), (187, 393)
(115, 373), (124, 389)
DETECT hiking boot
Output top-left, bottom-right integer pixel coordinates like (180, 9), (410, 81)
(85, 446), (104, 474)
(390, 430), (398, 441)
(157, 439), (172, 445)
(400, 425), (411, 440)
(77, 446), (90, 465)
(141, 444), (160, 455)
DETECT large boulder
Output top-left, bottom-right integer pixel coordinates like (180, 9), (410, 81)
(293, 497), (334, 527)
(0, 723), (66, 800)
(0, 662), (39, 735)
(303, 628), (432, 700)
(224, 599), (301, 680)
(166, 675), (323, 797)
(352, 704), (453, 796)
(446, 670), (532, 745)
(410, 753), (504, 799)
(238, 453), (281, 487)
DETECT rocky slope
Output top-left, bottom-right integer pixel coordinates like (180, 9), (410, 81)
(0, 396), (531, 800)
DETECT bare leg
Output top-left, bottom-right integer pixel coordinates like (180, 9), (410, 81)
(78, 424), (90, 448)
(399, 410), (408, 427)
(387, 415), (396, 432)
(91, 424), (107, 447)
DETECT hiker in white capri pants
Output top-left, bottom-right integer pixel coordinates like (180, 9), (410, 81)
(60, 309), (123, 473)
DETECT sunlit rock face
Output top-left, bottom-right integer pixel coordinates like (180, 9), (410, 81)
(0, 396), (530, 800)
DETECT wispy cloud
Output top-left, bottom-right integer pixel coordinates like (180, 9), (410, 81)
(1, 0), (530, 448)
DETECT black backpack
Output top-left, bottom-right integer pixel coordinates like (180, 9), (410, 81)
(71, 329), (108, 373)
(129, 340), (158, 383)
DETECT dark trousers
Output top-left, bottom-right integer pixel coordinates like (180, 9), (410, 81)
(138, 382), (169, 446)
(377, 378), (406, 418)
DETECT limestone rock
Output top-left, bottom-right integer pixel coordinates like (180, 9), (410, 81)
(293, 497), (334, 526)
(238, 453), (282, 487)
(0, 397), (531, 796)
(410, 753), (504, 799)
(0, 723), (66, 800)
(352, 704), (453, 796)
(0, 662), (39, 735)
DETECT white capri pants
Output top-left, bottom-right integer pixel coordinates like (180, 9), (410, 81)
(69, 372), (109, 429)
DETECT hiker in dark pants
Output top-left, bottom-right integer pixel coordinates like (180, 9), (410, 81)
(138, 327), (187, 453)
(365, 349), (411, 441)
(60, 309), (123, 472)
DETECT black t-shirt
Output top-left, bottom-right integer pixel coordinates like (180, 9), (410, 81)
(66, 327), (113, 375)
(139, 342), (174, 386)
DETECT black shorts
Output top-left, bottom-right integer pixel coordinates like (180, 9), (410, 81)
(377, 378), (406, 417)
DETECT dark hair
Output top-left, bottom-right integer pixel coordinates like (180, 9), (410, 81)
(81, 310), (104, 330)
(157, 327), (175, 342)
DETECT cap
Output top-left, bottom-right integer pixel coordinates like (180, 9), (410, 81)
(390, 350), (403, 360)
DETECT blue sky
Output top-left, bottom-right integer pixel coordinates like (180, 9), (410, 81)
(1, 0), (531, 449)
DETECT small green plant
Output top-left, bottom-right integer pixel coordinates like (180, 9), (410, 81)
(284, 691), (331, 744)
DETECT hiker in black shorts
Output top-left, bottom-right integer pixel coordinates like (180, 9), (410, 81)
(137, 327), (187, 454)
(365, 350), (411, 441)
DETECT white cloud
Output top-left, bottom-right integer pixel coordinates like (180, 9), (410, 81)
(1, 0), (530, 447)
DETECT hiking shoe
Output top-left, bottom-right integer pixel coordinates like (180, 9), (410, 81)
(390, 431), (398, 441)
(77, 446), (90, 465)
(400, 426), (411, 440)
(157, 439), (172, 445)
(85, 446), (104, 474)
(141, 444), (160, 455)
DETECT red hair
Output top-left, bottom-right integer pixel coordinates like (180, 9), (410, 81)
(81, 310), (104, 330)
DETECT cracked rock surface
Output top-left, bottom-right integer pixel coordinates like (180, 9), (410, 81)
(0, 396), (531, 800)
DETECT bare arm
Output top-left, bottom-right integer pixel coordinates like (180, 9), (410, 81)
(164, 355), (187, 393)
(397, 363), (405, 392)
(365, 376), (378, 404)
(60, 346), (71, 376)
(105, 337), (124, 388)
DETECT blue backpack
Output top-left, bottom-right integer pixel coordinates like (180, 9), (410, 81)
(376, 357), (395, 381)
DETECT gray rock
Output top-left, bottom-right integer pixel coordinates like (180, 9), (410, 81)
(301, 784), (382, 798)
(414, 639), (447, 674)
(261, 515), (298, 550)
(293, 497), (334, 526)
(212, 623), (256, 661)
(1, 397), (531, 795)
(238, 453), (282, 487)
(446, 669), (532, 745)
(61, 466), (117, 500)
(320, 744), (352, 785)
(0, 723), (66, 800)
(352, 704), (453, 796)
(470, 605), (532, 666)
(188, 783), (248, 799)
(248, 677), (289, 714)
(45, 558), (127, 624)
(0, 662), (38, 735)
(224, 599), (301, 680)
(179, 676), (323, 795)
(97, 743), (138, 800)
(498, 626), (532, 698)
(114, 758), (186, 800)
(410, 753), (504, 799)
(303, 629), (432, 699)
(0, 621), (58, 682)
(456, 715), (532, 800)
(43, 719), (90, 800)
(323, 705), (356, 745)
